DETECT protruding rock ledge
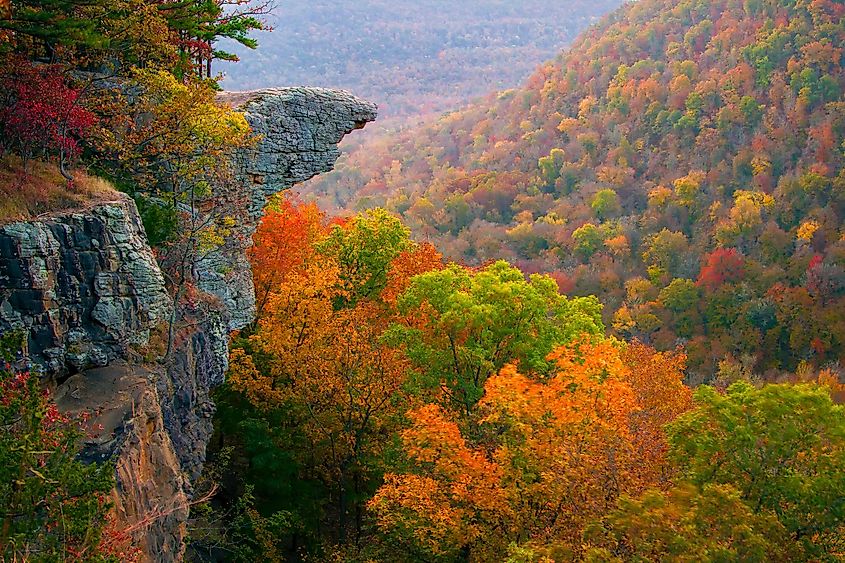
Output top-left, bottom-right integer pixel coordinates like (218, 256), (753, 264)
(220, 87), (378, 217)
(202, 88), (378, 330)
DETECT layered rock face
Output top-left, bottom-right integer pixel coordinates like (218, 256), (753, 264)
(57, 364), (191, 561)
(0, 195), (170, 373)
(0, 88), (375, 562)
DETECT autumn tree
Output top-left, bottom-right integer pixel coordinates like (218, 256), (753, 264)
(317, 208), (413, 308)
(370, 340), (693, 560)
(119, 68), (252, 199)
(249, 196), (327, 321)
(642, 229), (689, 279)
(233, 275), (410, 544)
(621, 342), (692, 485)
(227, 260), (410, 546)
(386, 260), (604, 414)
(696, 247), (746, 291)
(0, 334), (117, 561)
(380, 242), (444, 307)
(221, 207), (446, 550)
(572, 222), (605, 259)
(584, 379), (845, 560)
(673, 171), (705, 208)
(538, 147), (566, 188)
(668, 381), (845, 555)
(585, 483), (799, 562)
(0, 60), (96, 176)
(367, 403), (506, 560)
(658, 278), (700, 337)
(591, 188), (621, 220)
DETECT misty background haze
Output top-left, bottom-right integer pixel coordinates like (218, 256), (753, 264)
(218, 0), (622, 120)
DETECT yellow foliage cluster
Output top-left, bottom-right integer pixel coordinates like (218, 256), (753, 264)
(797, 220), (821, 241)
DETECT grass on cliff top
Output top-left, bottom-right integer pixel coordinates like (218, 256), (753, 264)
(0, 156), (117, 224)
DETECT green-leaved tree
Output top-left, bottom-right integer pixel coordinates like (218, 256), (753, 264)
(387, 260), (604, 414)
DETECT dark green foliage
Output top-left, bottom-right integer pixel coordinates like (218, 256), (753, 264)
(0, 0), (111, 57)
(204, 338), (328, 558)
(134, 194), (179, 248)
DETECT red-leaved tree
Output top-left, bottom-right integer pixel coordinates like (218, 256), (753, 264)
(0, 60), (96, 176)
(696, 248), (746, 291)
(0, 333), (119, 561)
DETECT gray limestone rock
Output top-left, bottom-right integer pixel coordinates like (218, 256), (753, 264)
(0, 195), (171, 374)
(222, 87), (378, 217)
(202, 88), (378, 330)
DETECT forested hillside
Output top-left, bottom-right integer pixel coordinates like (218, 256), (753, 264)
(217, 0), (622, 118)
(6, 0), (845, 561)
(301, 0), (845, 381)
(197, 193), (845, 561)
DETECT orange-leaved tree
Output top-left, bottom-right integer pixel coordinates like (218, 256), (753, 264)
(231, 258), (410, 544)
(249, 195), (327, 322)
(369, 339), (692, 560)
(380, 242), (444, 307)
(227, 204), (445, 546)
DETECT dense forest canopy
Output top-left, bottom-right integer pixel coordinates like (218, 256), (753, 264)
(216, 0), (623, 119)
(199, 193), (845, 561)
(300, 0), (845, 382)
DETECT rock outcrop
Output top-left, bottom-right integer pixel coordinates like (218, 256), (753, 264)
(0, 88), (376, 562)
(221, 87), (378, 214)
(207, 88), (378, 329)
(56, 364), (191, 561)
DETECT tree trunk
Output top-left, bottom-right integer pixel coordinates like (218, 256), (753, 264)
(338, 478), (347, 545)
(59, 149), (73, 182)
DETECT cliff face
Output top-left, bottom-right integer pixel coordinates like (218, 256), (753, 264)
(0, 196), (170, 373)
(57, 363), (192, 561)
(0, 88), (376, 562)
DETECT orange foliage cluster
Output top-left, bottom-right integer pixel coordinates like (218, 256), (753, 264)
(249, 196), (328, 319)
(228, 196), (445, 541)
(370, 340), (692, 559)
